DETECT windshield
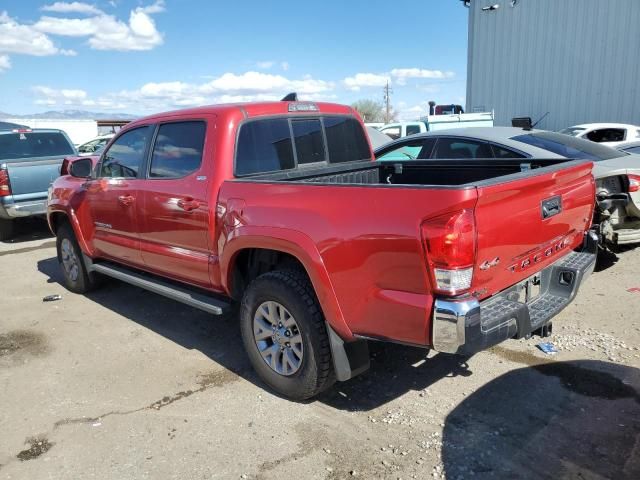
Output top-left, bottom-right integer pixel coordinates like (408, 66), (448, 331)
(511, 131), (625, 161)
(558, 127), (586, 137)
(0, 131), (75, 160)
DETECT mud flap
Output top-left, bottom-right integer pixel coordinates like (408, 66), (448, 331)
(327, 325), (370, 382)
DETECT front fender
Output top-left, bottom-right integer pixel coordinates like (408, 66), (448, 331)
(47, 178), (94, 257)
(219, 225), (353, 340)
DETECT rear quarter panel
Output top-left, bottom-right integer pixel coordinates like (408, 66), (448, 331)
(217, 181), (477, 345)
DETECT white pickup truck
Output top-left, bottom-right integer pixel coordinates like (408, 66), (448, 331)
(380, 111), (494, 140)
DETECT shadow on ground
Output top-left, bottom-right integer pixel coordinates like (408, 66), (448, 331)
(442, 359), (640, 479)
(595, 244), (638, 272)
(37, 256), (474, 409)
(2, 217), (53, 245)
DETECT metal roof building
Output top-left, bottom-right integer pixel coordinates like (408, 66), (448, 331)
(464, 0), (640, 131)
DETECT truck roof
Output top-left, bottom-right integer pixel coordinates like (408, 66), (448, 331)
(0, 127), (68, 135)
(124, 101), (356, 130)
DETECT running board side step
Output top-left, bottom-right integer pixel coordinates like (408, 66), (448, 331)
(89, 262), (230, 315)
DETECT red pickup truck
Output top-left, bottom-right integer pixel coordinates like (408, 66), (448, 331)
(47, 99), (598, 399)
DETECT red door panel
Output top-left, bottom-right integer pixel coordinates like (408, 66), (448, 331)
(84, 178), (142, 265)
(136, 119), (212, 287)
(138, 179), (211, 287)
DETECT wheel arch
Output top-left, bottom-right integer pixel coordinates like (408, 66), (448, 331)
(48, 208), (92, 256)
(220, 226), (352, 341)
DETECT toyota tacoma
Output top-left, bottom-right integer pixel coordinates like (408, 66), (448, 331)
(48, 98), (598, 399)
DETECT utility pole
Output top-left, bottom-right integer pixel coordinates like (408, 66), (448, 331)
(383, 81), (393, 124)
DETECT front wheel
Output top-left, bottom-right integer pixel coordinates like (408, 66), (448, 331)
(240, 270), (335, 400)
(56, 223), (101, 294)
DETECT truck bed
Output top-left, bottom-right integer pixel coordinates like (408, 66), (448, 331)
(241, 158), (574, 187)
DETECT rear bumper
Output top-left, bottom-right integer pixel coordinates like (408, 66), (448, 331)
(0, 196), (47, 218)
(432, 230), (598, 355)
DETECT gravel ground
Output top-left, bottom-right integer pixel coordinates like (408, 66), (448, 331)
(1, 218), (639, 479)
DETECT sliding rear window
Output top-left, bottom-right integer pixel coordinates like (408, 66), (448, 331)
(235, 115), (371, 176)
(323, 116), (371, 164)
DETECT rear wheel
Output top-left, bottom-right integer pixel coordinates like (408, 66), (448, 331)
(56, 223), (101, 294)
(0, 218), (14, 241)
(240, 270), (335, 400)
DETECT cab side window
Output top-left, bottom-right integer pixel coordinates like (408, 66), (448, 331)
(149, 121), (206, 178)
(100, 126), (150, 178)
(406, 125), (421, 136)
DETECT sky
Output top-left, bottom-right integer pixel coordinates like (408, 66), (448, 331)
(0, 1), (469, 119)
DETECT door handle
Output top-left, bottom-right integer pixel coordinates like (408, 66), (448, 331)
(118, 195), (135, 206)
(177, 198), (200, 211)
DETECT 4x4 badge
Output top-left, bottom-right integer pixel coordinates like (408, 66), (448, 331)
(479, 257), (500, 270)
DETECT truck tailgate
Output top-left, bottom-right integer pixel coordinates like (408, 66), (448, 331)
(7, 158), (64, 197)
(472, 161), (594, 300)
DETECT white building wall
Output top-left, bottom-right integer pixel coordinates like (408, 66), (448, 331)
(466, 0), (640, 131)
(3, 118), (98, 145)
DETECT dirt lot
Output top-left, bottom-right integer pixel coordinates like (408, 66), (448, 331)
(1, 218), (639, 479)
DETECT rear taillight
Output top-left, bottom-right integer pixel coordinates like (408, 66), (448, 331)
(421, 209), (476, 295)
(628, 174), (640, 193)
(0, 166), (11, 197)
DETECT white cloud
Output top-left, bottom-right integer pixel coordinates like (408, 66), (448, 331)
(390, 68), (454, 85)
(34, 2), (164, 51)
(137, 0), (165, 14)
(0, 11), (65, 56)
(0, 54), (10, 72)
(35, 16), (98, 36)
(343, 73), (390, 91)
(32, 86), (88, 106)
(30, 71), (336, 112)
(41, 2), (103, 15)
(256, 60), (274, 69)
(202, 71), (333, 96)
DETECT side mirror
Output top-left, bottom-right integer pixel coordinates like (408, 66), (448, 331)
(69, 158), (93, 178)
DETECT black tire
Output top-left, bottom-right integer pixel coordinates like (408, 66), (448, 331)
(0, 218), (14, 241)
(56, 223), (101, 294)
(240, 270), (335, 400)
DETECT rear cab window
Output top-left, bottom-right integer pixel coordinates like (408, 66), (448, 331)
(0, 131), (75, 160)
(235, 115), (370, 176)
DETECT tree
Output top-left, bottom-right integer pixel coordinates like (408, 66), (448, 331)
(351, 99), (385, 123)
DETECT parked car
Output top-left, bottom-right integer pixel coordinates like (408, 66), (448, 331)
(48, 101), (597, 400)
(559, 123), (640, 147)
(375, 127), (640, 247)
(379, 112), (494, 140)
(76, 133), (115, 156)
(365, 126), (392, 149)
(0, 126), (76, 240)
(617, 142), (640, 155)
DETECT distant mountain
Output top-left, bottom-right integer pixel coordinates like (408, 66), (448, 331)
(0, 110), (137, 120)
